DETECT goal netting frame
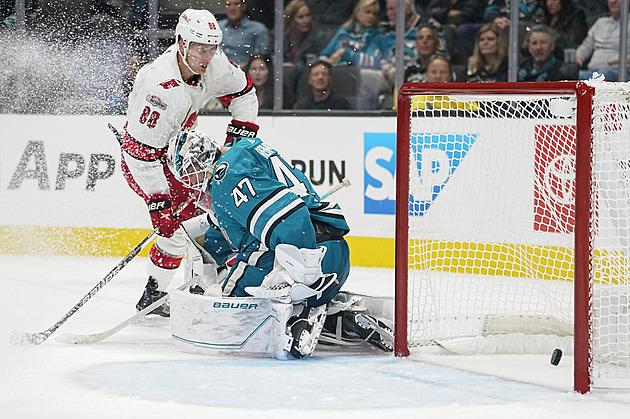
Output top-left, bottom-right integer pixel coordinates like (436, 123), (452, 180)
(395, 81), (630, 394)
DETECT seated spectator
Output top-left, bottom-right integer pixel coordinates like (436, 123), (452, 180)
(294, 60), (352, 110)
(412, 55), (483, 111)
(244, 54), (274, 109)
(534, 0), (587, 55)
(404, 23), (443, 83)
(244, 53), (293, 110)
(284, 1), (322, 76)
(383, 0), (427, 67)
(456, 0), (539, 64)
(380, 0), (439, 109)
(424, 53), (454, 82)
(307, 0), (356, 48)
(319, 0), (391, 70)
(219, 0), (270, 67)
(467, 23), (509, 82)
(426, 0), (485, 27)
(319, 0), (392, 109)
(517, 25), (572, 82)
(576, 0), (629, 81)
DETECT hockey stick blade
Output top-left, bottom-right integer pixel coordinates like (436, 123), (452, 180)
(10, 329), (50, 346)
(9, 232), (157, 346)
(55, 278), (197, 345)
(9, 194), (197, 346)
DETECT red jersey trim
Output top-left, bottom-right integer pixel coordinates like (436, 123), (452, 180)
(122, 132), (166, 162)
(219, 73), (254, 107)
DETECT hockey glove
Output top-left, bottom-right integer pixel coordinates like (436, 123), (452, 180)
(147, 194), (179, 238)
(225, 119), (259, 146)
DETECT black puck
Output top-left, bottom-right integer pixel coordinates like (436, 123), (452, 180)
(550, 348), (563, 366)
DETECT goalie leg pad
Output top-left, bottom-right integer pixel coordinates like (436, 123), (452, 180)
(285, 304), (327, 359)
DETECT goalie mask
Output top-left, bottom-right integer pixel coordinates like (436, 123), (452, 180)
(167, 131), (221, 192)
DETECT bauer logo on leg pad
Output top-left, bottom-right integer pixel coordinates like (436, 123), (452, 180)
(212, 301), (259, 310)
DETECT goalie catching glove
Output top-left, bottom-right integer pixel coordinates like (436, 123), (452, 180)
(245, 244), (338, 304)
(225, 119), (259, 146)
(147, 194), (180, 238)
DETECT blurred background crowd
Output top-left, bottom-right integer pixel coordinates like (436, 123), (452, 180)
(0, 0), (623, 114)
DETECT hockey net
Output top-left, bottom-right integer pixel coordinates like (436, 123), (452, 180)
(395, 82), (630, 393)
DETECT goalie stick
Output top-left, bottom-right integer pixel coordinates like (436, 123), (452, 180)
(320, 177), (351, 199)
(10, 191), (197, 346)
(55, 277), (198, 345)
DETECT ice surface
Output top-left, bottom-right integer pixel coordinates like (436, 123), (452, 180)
(1, 255), (629, 418)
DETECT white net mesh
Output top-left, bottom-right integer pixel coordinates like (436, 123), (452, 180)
(402, 84), (630, 388)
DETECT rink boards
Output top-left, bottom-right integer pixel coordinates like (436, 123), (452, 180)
(0, 114), (396, 267)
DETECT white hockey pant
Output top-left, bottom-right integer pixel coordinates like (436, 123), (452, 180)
(147, 227), (187, 290)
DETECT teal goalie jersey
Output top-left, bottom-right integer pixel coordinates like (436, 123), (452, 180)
(208, 137), (349, 252)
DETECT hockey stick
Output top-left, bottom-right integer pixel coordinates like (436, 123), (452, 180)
(320, 177), (351, 200)
(10, 193), (197, 346)
(54, 277), (198, 345)
(108, 122), (123, 146)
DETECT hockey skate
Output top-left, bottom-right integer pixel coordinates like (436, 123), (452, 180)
(323, 311), (394, 352)
(136, 277), (170, 317)
(285, 304), (327, 359)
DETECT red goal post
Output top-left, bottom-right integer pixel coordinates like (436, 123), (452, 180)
(395, 81), (630, 394)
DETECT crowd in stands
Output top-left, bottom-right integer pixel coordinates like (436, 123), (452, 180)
(0, 0), (626, 113)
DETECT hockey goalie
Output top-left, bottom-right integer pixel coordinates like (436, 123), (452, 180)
(166, 130), (393, 359)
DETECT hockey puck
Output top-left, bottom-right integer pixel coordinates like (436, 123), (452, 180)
(550, 348), (563, 366)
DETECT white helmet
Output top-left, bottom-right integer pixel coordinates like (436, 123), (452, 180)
(167, 130), (222, 192)
(175, 9), (222, 48)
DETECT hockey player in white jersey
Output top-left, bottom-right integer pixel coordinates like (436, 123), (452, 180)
(121, 9), (259, 317)
(167, 130), (393, 358)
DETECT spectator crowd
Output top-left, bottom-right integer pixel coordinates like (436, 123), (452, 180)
(0, 0), (624, 113)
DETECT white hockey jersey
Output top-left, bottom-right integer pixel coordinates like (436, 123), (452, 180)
(123, 44), (258, 196)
